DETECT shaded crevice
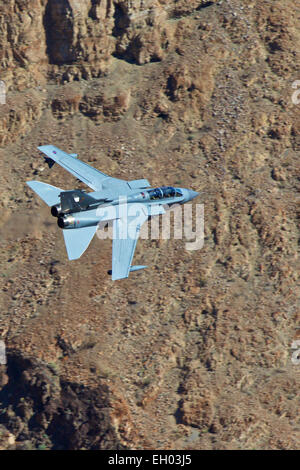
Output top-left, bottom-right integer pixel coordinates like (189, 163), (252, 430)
(88, 0), (100, 20)
(89, 0), (112, 20)
(112, 2), (130, 38)
(174, 399), (185, 425)
(171, 1), (215, 19)
(196, 1), (215, 11)
(112, 2), (145, 65)
(0, 352), (123, 450)
(43, 0), (76, 65)
(166, 75), (179, 102)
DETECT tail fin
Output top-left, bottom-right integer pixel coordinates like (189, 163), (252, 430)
(63, 226), (97, 260)
(27, 181), (63, 207)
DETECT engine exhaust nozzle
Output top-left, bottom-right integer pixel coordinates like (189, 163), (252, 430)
(51, 204), (62, 217)
(57, 215), (75, 229)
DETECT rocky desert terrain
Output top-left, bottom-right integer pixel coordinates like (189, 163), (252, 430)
(0, 0), (299, 450)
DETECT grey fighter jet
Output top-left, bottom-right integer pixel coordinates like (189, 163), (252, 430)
(27, 146), (199, 280)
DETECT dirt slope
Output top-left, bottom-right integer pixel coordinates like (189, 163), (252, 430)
(0, 0), (299, 449)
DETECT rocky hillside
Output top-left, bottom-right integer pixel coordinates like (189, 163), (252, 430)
(0, 0), (299, 449)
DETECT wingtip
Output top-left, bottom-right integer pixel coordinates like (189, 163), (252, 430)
(37, 145), (46, 151)
(26, 180), (40, 189)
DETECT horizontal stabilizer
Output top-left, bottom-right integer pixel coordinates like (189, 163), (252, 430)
(129, 265), (147, 273)
(26, 181), (63, 206)
(63, 226), (97, 260)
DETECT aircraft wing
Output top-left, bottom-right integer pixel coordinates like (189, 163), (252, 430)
(38, 145), (132, 192)
(111, 203), (167, 280)
(111, 212), (148, 281)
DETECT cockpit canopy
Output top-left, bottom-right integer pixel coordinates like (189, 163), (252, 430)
(147, 186), (183, 200)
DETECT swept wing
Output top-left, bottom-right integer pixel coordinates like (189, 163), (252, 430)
(38, 145), (150, 194)
(111, 204), (166, 280)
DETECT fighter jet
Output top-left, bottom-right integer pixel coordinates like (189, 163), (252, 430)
(27, 145), (199, 280)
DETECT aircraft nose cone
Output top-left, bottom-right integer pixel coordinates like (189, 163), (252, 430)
(188, 190), (199, 200)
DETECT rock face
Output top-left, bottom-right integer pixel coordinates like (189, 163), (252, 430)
(0, 353), (122, 450)
(1, 0), (194, 89)
(0, 0), (299, 450)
